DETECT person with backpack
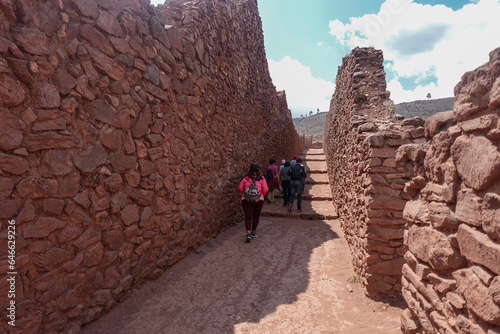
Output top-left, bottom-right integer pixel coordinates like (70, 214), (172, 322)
(280, 160), (292, 207)
(265, 159), (279, 203)
(287, 157), (307, 213)
(298, 158), (306, 192)
(238, 163), (268, 242)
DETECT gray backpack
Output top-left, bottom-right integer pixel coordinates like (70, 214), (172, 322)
(244, 180), (260, 202)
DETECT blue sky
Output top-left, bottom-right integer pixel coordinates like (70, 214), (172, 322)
(261, 0), (500, 117)
(150, 0), (499, 118)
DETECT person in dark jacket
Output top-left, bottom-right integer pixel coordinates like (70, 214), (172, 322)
(287, 157), (307, 213)
(279, 161), (292, 207)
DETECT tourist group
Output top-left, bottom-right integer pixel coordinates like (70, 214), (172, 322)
(237, 156), (307, 242)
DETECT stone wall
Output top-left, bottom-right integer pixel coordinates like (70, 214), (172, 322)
(324, 47), (425, 297)
(399, 48), (500, 333)
(0, 0), (304, 332)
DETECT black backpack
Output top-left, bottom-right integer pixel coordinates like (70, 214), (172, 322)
(289, 164), (303, 180)
(266, 168), (274, 180)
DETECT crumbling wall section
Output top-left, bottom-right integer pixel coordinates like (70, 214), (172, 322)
(399, 48), (500, 333)
(0, 0), (304, 332)
(324, 47), (424, 297)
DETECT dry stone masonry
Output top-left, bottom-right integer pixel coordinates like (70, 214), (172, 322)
(324, 47), (427, 298)
(0, 0), (304, 332)
(399, 48), (500, 334)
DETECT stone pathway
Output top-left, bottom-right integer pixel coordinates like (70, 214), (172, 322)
(262, 148), (338, 220)
(80, 148), (404, 334)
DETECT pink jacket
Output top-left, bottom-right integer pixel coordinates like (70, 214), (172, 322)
(238, 176), (268, 200)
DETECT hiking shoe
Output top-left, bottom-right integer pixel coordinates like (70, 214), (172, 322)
(297, 209), (302, 213)
(251, 233), (258, 238)
(287, 203), (292, 212)
(245, 234), (252, 242)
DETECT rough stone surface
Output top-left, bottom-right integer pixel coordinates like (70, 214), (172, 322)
(457, 224), (500, 275)
(451, 135), (500, 190)
(0, 0), (306, 332)
(324, 47), (424, 297)
(401, 47), (500, 333)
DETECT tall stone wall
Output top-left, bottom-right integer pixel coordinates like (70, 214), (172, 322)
(399, 48), (500, 334)
(0, 0), (304, 332)
(324, 47), (425, 297)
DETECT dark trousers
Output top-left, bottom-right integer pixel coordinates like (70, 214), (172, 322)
(281, 180), (291, 205)
(242, 199), (264, 232)
(289, 180), (303, 210)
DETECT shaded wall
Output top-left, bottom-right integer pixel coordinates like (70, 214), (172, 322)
(399, 48), (500, 333)
(0, 0), (304, 332)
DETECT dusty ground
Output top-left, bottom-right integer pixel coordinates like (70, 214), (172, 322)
(80, 217), (405, 334)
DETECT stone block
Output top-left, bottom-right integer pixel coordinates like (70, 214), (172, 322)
(427, 272), (456, 294)
(11, 27), (50, 55)
(40, 150), (72, 177)
(403, 200), (429, 225)
(446, 292), (466, 310)
(459, 114), (497, 133)
(425, 110), (455, 138)
(366, 194), (406, 211)
(0, 108), (25, 150)
(407, 225), (464, 271)
(0, 153), (29, 175)
(73, 142), (108, 173)
(451, 135), (500, 191)
(366, 257), (405, 276)
(87, 46), (125, 80)
(23, 217), (66, 238)
(453, 268), (500, 326)
(455, 189), (483, 227)
(15, 177), (58, 198)
(22, 132), (81, 151)
(0, 199), (21, 219)
(369, 148), (396, 158)
(482, 192), (500, 240)
(395, 143), (426, 162)
(490, 276), (500, 305)
(457, 224), (500, 275)
(401, 308), (419, 333)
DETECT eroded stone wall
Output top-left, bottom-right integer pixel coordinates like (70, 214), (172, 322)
(0, 0), (304, 332)
(324, 47), (425, 297)
(399, 48), (500, 334)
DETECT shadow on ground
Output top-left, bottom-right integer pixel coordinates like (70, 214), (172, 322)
(80, 218), (338, 334)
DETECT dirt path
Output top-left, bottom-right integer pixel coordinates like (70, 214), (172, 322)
(80, 149), (405, 334)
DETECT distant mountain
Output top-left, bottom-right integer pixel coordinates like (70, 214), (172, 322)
(293, 112), (328, 143)
(394, 97), (454, 119)
(293, 97), (455, 142)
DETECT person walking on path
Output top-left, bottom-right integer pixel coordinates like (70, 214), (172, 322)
(279, 159), (285, 171)
(265, 159), (279, 203)
(290, 155), (298, 166)
(287, 157), (307, 213)
(280, 160), (292, 207)
(238, 163), (268, 242)
(298, 157), (306, 192)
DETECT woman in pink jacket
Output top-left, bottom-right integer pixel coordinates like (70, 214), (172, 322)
(238, 163), (268, 242)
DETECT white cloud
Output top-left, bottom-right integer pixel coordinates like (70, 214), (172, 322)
(317, 42), (323, 46)
(268, 57), (335, 117)
(329, 0), (500, 103)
